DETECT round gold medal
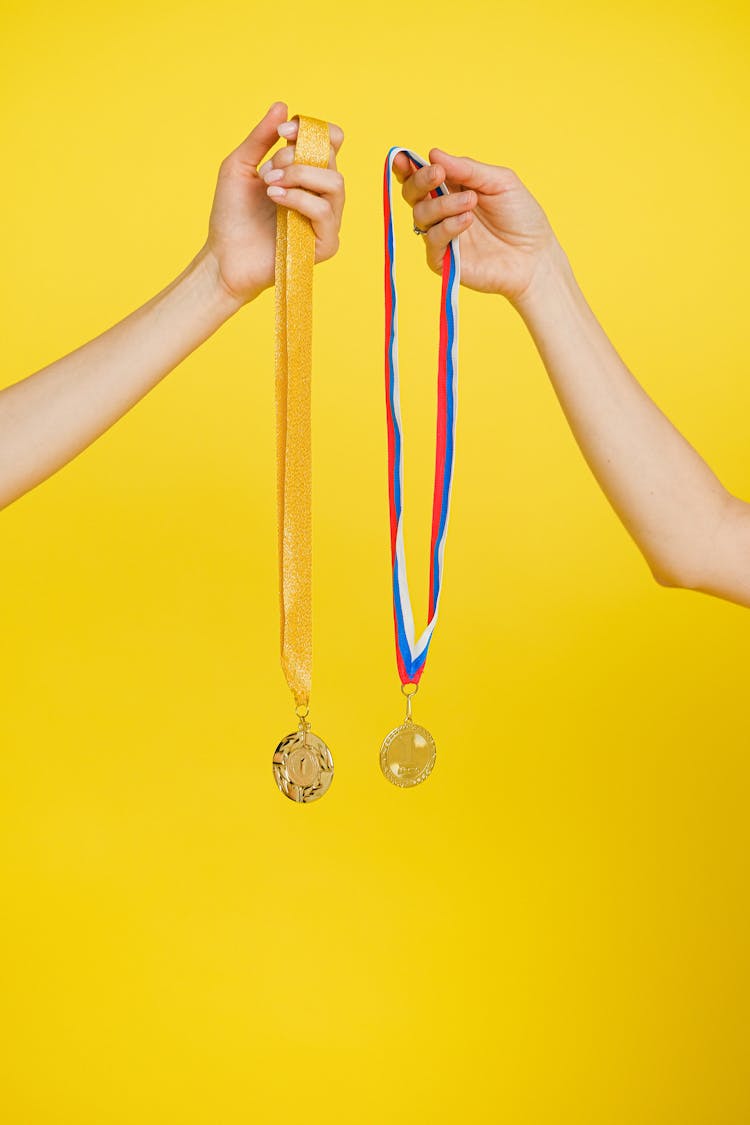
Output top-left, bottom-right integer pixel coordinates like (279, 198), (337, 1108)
(379, 720), (436, 789)
(273, 727), (334, 803)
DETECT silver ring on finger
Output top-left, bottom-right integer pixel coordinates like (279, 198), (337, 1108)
(413, 223), (428, 235)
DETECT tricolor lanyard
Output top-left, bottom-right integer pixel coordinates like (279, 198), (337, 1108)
(383, 147), (461, 688)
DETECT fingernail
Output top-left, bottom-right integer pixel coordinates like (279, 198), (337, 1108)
(263, 168), (284, 184)
(267, 185), (287, 199)
(277, 122), (297, 138)
(258, 159), (273, 177)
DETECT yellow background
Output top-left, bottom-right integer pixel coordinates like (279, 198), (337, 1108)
(2, 1), (749, 1121)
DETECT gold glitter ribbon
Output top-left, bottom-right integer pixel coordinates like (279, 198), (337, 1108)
(275, 115), (330, 710)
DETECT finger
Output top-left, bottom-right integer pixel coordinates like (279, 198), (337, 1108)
(276, 118), (345, 166)
(263, 165), (345, 222)
(258, 145), (297, 175)
(401, 162), (446, 207)
(266, 186), (333, 226)
(413, 189), (477, 233)
(264, 164), (343, 195)
(258, 143), (342, 181)
(392, 152), (417, 184)
(258, 144), (344, 183)
(267, 187), (339, 258)
(428, 148), (516, 193)
(424, 212), (474, 263)
(229, 102), (289, 169)
(327, 122), (345, 156)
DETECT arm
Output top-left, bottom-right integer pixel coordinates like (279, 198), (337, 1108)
(394, 151), (750, 607)
(0, 101), (345, 511)
(0, 251), (239, 509)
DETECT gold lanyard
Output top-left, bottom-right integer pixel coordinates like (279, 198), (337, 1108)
(271, 115), (335, 804)
(274, 115), (330, 712)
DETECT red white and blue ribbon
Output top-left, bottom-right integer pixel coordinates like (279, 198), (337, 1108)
(384, 147), (461, 686)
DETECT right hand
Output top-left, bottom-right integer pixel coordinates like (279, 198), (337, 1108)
(393, 149), (557, 306)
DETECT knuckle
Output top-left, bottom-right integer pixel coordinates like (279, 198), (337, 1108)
(497, 166), (519, 188)
(274, 167), (294, 186)
(310, 195), (330, 220)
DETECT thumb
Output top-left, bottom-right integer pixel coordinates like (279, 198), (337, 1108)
(428, 148), (505, 193)
(231, 101), (289, 169)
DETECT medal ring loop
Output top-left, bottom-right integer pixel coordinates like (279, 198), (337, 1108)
(295, 703), (310, 720)
(401, 681), (418, 721)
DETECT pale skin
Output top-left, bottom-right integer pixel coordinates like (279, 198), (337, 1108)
(394, 150), (750, 608)
(0, 101), (345, 511)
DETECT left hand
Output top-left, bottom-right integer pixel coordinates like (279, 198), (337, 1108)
(392, 149), (554, 306)
(204, 102), (345, 306)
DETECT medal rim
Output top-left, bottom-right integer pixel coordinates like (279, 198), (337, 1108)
(273, 728), (334, 804)
(379, 720), (437, 789)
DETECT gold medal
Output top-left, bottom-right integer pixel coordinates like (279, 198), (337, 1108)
(273, 713), (334, 803)
(379, 684), (436, 789)
(380, 721), (436, 788)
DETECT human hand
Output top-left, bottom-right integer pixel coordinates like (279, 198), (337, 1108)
(203, 102), (345, 307)
(393, 149), (558, 307)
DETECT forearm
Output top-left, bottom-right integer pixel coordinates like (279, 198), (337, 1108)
(515, 243), (735, 589)
(0, 247), (242, 509)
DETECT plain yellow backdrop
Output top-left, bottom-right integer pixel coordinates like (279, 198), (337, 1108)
(2, 1), (749, 1122)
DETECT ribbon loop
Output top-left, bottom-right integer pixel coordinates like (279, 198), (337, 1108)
(383, 147), (461, 686)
